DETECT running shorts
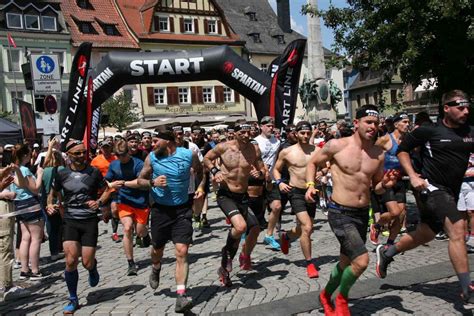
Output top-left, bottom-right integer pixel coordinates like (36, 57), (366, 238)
(117, 203), (150, 225)
(327, 200), (369, 261)
(63, 217), (99, 247)
(150, 202), (193, 249)
(457, 181), (474, 211)
(266, 184), (281, 204)
(380, 180), (407, 204)
(248, 195), (266, 227)
(217, 188), (258, 231)
(289, 187), (316, 218)
(420, 188), (464, 233)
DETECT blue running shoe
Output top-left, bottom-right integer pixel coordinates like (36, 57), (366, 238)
(88, 260), (100, 287)
(263, 235), (281, 251)
(63, 298), (79, 314)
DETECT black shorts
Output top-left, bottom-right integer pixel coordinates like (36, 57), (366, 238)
(266, 184), (281, 204)
(63, 217), (99, 247)
(150, 203), (193, 249)
(419, 189), (464, 234)
(327, 201), (369, 261)
(370, 191), (386, 214)
(380, 180), (407, 204)
(248, 196), (265, 216)
(217, 188), (258, 231)
(289, 187), (316, 218)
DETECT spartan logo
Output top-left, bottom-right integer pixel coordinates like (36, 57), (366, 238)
(130, 57), (204, 76)
(230, 68), (267, 95)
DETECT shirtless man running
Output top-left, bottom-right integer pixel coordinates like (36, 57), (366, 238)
(305, 105), (397, 315)
(203, 120), (266, 287)
(273, 121), (319, 279)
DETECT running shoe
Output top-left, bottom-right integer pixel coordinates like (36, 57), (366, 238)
(175, 294), (193, 313)
(369, 224), (380, 245)
(306, 263), (319, 278)
(375, 244), (393, 279)
(111, 233), (121, 243)
(280, 231), (290, 255)
(201, 216), (210, 228)
(142, 234), (151, 248)
(63, 298), (80, 314)
(221, 247), (233, 272)
(461, 290), (474, 309)
(149, 266), (161, 290)
(467, 244), (474, 254)
(225, 217), (231, 225)
(319, 289), (335, 316)
(335, 293), (350, 316)
(19, 271), (30, 281)
(217, 266), (232, 287)
(3, 286), (30, 301)
(127, 265), (138, 276)
(435, 231), (449, 241)
(239, 253), (251, 270)
(263, 235), (281, 251)
(29, 271), (46, 281)
(192, 215), (201, 231)
(88, 260), (100, 287)
(13, 260), (21, 269)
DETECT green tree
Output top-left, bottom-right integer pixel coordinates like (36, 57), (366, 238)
(101, 92), (139, 132)
(302, 1), (474, 95)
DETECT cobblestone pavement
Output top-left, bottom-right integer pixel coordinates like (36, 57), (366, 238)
(0, 195), (466, 315)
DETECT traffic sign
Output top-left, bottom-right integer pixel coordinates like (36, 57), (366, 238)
(44, 95), (57, 114)
(31, 54), (62, 94)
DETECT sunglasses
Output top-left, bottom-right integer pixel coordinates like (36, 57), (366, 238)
(69, 150), (86, 156)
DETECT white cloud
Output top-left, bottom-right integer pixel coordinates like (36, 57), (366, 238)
(291, 16), (305, 34)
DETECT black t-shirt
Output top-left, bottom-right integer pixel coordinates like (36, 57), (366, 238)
(131, 149), (147, 161)
(53, 165), (105, 219)
(397, 122), (474, 196)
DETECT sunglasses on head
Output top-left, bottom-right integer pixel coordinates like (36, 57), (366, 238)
(446, 100), (471, 107)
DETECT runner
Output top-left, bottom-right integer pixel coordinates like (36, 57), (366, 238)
(305, 105), (397, 315)
(139, 131), (153, 155)
(459, 153), (474, 252)
(47, 140), (108, 314)
(137, 129), (204, 313)
(105, 140), (150, 276)
(254, 116), (282, 251)
(376, 90), (474, 308)
(370, 112), (410, 245)
(127, 134), (147, 161)
(203, 120), (265, 286)
(273, 121), (319, 278)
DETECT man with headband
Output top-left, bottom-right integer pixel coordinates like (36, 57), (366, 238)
(140, 131), (153, 155)
(376, 90), (474, 308)
(137, 128), (204, 313)
(47, 140), (108, 314)
(273, 121), (319, 279)
(370, 112), (410, 246)
(305, 104), (397, 315)
(203, 120), (266, 287)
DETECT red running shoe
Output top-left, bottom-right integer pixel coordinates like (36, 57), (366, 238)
(225, 217), (231, 225)
(306, 262), (319, 278)
(217, 267), (232, 287)
(369, 224), (379, 245)
(319, 289), (335, 316)
(335, 293), (351, 316)
(239, 253), (251, 270)
(280, 231), (289, 255)
(111, 233), (121, 243)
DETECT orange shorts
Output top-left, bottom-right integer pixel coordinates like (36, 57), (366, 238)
(117, 203), (150, 225)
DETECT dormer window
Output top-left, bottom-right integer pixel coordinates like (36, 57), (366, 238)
(99, 21), (120, 36)
(248, 32), (262, 43)
(25, 15), (40, 30)
(42, 16), (57, 31)
(77, 0), (94, 9)
(248, 13), (256, 21)
(75, 20), (97, 34)
(276, 35), (285, 44)
(6, 13), (22, 29)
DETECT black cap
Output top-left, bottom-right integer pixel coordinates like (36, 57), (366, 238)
(393, 112), (409, 123)
(126, 134), (139, 141)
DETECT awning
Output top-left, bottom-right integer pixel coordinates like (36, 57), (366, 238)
(140, 115), (257, 129)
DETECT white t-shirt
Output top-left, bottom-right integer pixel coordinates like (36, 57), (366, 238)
(254, 135), (280, 170)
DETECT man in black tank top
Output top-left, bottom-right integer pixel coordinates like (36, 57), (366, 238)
(376, 90), (474, 308)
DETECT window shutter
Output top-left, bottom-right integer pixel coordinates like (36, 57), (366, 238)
(154, 17), (160, 32)
(234, 92), (240, 103)
(147, 87), (155, 106)
(197, 86), (203, 103)
(217, 20), (222, 34)
(204, 19), (208, 34)
(179, 18), (184, 33)
(167, 87), (178, 105)
(169, 17), (174, 32)
(191, 86), (197, 104)
(215, 86), (224, 103)
(194, 19), (199, 33)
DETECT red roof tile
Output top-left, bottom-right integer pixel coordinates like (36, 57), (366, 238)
(61, 0), (139, 49)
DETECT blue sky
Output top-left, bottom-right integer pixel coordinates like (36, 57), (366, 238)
(268, 0), (348, 50)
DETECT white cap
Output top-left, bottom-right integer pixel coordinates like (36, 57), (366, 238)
(4, 144), (13, 150)
(33, 143), (40, 148)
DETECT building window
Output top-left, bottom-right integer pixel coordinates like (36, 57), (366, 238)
(77, 0), (94, 9)
(249, 33), (261, 43)
(248, 13), (257, 21)
(202, 87), (214, 104)
(207, 20), (217, 34)
(365, 93), (369, 105)
(260, 63), (268, 72)
(373, 92), (378, 104)
(76, 20), (97, 34)
(10, 91), (23, 113)
(276, 35), (285, 44)
(391, 89), (397, 104)
(42, 16), (57, 31)
(25, 15), (40, 30)
(178, 87), (190, 104)
(184, 18), (193, 33)
(159, 17), (169, 31)
(7, 49), (22, 72)
(102, 24), (120, 36)
(224, 87), (234, 103)
(356, 95), (361, 108)
(154, 88), (167, 105)
(6, 13), (23, 29)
